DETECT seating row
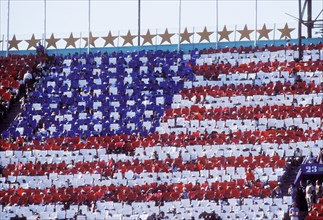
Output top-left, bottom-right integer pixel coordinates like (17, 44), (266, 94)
(181, 80), (322, 97)
(171, 93), (322, 108)
(1, 153), (286, 177)
(0, 164), (284, 190)
(160, 117), (320, 132)
(198, 42), (322, 54)
(12, 115), (319, 138)
(193, 59), (322, 77)
(1, 139), (321, 168)
(0, 178), (281, 205)
(1, 127), (322, 152)
(0, 197), (293, 220)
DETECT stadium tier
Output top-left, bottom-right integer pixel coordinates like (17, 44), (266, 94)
(0, 42), (322, 220)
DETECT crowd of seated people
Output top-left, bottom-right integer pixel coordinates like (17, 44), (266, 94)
(0, 54), (37, 120)
(198, 42), (323, 55)
(0, 41), (322, 219)
(0, 43), (321, 141)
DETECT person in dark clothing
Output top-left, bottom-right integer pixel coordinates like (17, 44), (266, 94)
(0, 164), (3, 177)
(36, 42), (45, 56)
(297, 179), (308, 211)
(10, 215), (27, 220)
(147, 213), (157, 220)
(199, 211), (222, 220)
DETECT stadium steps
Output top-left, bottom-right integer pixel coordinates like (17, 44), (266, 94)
(0, 96), (23, 136)
(281, 164), (301, 194)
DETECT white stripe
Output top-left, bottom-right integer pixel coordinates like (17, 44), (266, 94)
(157, 117), (321, 135)
(0, 197), (291, 219)
(186, 71), (322, 88)
(172, 93), (322, 109)
(2, 165), (285, 190)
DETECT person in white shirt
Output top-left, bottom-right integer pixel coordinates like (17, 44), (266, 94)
(23, 71), (33, 89)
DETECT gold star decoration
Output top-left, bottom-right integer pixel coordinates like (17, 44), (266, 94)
(26, 34), (40, 50)
(197, 26), (213, 43)
(83, 32), (98, 48)
(64, 33), (78, 49)
(180, 27), (194, 43)
(121, 30), (136, 46)
(159, 28), (175, 44)
(218, 25), (233, 42)
(8, 35), (22, 50)
(238, 25), (253, 41)
(278, 23), (295, 39)
(102, 31), (118, 47)
(257, 24), (273, 40)
(46, 33), (59, 49)
(141, 29), (156, 45)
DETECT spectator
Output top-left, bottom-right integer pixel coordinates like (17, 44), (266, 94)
(272, 182), (283, 198)
(289, 202), (299, 220)
(315, 180), (323, 203)
(0, 100), (5, 119)
(293, 147), (303, 165)
(305, 180), (314, 211)
(157, 211), (165, 220)
(308, 151), (317, 164)
(147, 213), (157, 220)
(288, 183), (298, 203)
(0, 164), (3, 177)
(36, 42), (45, 56)
(181, 187), (189, 199)
(297, 179), (308, 211)
(317, 148), (323, 164)
(295, 75), (302, 83)
(23, 70), (33, 89)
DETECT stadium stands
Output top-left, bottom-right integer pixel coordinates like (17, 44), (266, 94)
(0, 42), (322, 219)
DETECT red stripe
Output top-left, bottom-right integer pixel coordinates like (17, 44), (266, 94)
(1, 128), (321, 151)
(0, 179), (276, 205)
(2, 155), (286, 177)
(180, 81), (320, 98)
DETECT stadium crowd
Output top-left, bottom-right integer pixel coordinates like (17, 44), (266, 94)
(0, 41), (322, 219)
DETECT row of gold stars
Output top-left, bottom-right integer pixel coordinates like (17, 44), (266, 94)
(4, 23), (295, 50)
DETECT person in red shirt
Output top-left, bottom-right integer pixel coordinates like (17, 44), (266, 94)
(246, 168), (255, 183)
(54, 189), (66, 202)
(77, 190), (87, 204)
(31, 191), (43, 204)
(18, 192), (28, 205)
(9, 193), (19, 205)
(0, 192), (10, 205)
(197, 160), (204, 171)
(117, 189), (127, 202)
(43, 190), (53, 204)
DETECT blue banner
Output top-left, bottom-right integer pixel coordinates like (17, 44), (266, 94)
(301, 164), (323, 175)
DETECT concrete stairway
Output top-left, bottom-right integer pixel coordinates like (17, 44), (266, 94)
(0, 96), (22, 137)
